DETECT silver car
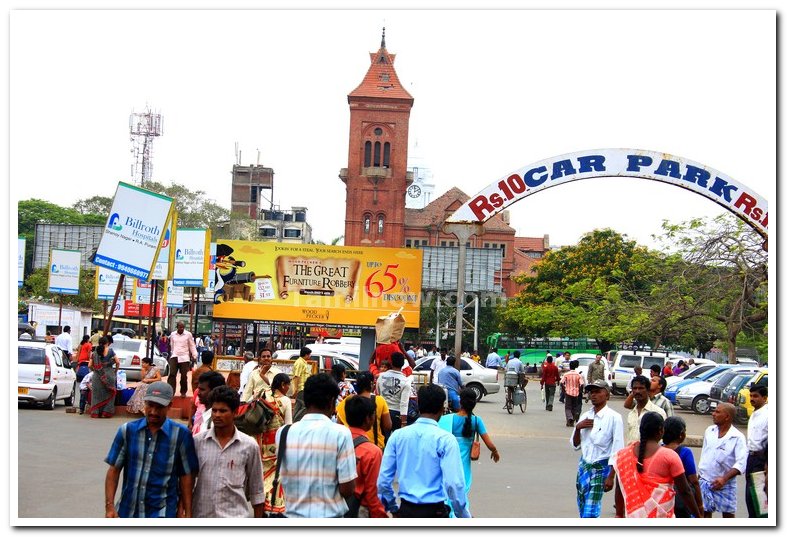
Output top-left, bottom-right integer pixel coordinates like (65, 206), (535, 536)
(111, 337), (170, 381)
(414, 356), (500, 401)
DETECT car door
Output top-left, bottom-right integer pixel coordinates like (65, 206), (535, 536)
(50, 346), (69, 397)
(459, 358), (474, 383)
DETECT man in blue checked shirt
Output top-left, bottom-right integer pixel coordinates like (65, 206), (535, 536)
(377, 383), (470, 518)
(104, 382), (199, 518)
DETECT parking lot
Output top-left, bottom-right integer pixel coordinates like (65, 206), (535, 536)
(15, 373), (750, 521)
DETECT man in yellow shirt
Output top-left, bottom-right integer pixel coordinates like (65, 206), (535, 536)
(291, 347), (314, 422)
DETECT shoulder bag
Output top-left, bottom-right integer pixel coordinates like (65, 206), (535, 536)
(470, 417), (481, 461)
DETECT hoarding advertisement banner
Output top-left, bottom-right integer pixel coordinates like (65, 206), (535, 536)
(95, 266), (123, 300)
(93, 181), (174, 281)
(48, 249), (81, 295)
(18, 238), (25, 288)
(151, 212), (176, 281)
(212, 241), (423, 328)
(134, 279), (153, 304)
(172, 229), (209, 287)
(166, 281), (184, 308)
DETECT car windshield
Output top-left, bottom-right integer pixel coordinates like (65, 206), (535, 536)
(416, 359), (434, 371)
(19, 347), (46, 365)
(577, 358), (595, 366)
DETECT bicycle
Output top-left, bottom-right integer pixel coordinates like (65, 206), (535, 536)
(503, 371), (528, 414)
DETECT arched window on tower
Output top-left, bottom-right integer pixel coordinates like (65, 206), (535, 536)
(364, 141), (372, 167)
(373, 142), (381, 167)
(377, 214), (385, 235)
(383, 142), (391, 168)
(363, 214), (371, 235)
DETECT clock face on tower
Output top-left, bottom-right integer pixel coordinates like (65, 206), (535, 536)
(407, 185), (422, 198)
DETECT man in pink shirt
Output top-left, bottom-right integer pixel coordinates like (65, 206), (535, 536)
(168, 321), (197, 397)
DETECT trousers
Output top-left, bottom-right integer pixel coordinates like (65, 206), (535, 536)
(398, 499), (450, 518)
(167, 358), (191, 396)
(565, 394), (582, 422)
(544, 385), (556, 409)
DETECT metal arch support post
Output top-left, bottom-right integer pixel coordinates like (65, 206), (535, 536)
(442, 222), (485, 358)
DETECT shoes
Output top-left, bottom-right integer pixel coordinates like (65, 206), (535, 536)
(79, 410), (84, 415)
(567, 419), (574, 427)
(546, 405), (553, 411)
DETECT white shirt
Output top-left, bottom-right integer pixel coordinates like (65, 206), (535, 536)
(430, 356), (448, 380)
(55, 332), (72, 354)
(625, 400), (666, 445)
(79, 371), (93, 391)
(377, 370), (412, 415)
(505, 359), (524, 373)
(747, 403), (768, 452)
(698, 424), (748, 481)
(571, 404), (625, 464)
(239, 360), (258, 395)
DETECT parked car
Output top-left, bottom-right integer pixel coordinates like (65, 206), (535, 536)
(664, 363), (717, 388)
(272, 348), (360, 375)
(674, 365), (759, 414)
(413, 356), (500, 401)
(607, 350), (677, 395)
(111, 336), (170, 381)
(733, 357), (759, 367)
(572, 353), (612, 383)
(735, 369), (768, 425)
(708, 370), (756, 412)
(306, 343), (360, 362)
(18, 341), (77, 410)
(665, 364), (750, 404)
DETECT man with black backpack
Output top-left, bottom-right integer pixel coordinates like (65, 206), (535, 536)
(343, 396), (387, 518)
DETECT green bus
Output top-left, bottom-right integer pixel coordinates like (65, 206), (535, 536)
(485, 333), (601, 362)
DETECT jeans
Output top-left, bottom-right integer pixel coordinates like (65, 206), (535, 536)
(79, 388), (90, 413)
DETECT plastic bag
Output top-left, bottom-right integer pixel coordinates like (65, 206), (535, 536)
(540, 386), (545, 402)
(116, 370), (127, 390)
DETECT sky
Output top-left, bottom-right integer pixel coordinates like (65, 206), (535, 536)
(9, 8), (775, 250)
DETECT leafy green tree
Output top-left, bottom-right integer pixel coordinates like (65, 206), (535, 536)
(500, 229), (666, 353)
(656, 215), (767, 363)
(21, 267), (103, 312)
(73, 195), (113, 216)
(142, 180), (229, 228)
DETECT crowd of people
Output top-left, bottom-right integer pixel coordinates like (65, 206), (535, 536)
(90, 336), (768, 520)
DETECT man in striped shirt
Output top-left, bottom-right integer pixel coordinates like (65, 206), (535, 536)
(560, 359), (585, 427)
(104, 382), (199, 518)
(275, 373), (357, 518)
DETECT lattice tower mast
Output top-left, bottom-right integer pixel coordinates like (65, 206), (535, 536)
(129, 107), (163, 187)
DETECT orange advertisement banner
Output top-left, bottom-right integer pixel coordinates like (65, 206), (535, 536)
(212, 241), (422, 328)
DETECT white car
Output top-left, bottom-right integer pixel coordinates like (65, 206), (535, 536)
(272, 348), (360, 373)
(306, 343), (360, 362)
(111, 336), (170, 381)
(18, 341), (77, 410)
(413, 356), (500, 401)
(664, 363), (717, 388)
(571, 353), (612, 383)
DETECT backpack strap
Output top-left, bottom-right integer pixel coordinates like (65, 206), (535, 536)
(353, 434), (370, 449)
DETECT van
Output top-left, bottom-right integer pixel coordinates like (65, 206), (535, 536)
(606, 350), (678, 395)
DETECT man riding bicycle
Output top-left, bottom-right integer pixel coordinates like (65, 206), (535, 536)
(505, 351), (527, 390)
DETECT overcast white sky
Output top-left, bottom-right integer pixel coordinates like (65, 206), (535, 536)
(10, 8), (775, 250)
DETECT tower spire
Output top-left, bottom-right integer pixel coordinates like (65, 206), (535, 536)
(381, 26), (386, 48)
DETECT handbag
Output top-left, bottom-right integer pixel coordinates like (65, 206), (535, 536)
(235, 390), (282, 436)
(266, 424), (291, 518)
(470, 419), (481, 461)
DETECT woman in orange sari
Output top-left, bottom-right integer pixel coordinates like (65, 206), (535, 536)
(611, 412), (702, 518)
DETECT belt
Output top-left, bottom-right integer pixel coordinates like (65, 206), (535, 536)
(400, 499), (446, 509)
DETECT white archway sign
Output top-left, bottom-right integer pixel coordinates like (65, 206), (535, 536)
(442, 148), (768, 359)
(445, 148), (768, 240)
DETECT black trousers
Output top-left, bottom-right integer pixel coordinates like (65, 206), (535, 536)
(398, 499), (450, 518)
(167, 358), (190, 396)
(564, 394), (582, 422)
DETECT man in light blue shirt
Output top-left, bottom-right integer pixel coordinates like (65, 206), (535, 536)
(437, 356), (463, 412)
(377, 384), (469, 518)
(485, 348), (502, 369)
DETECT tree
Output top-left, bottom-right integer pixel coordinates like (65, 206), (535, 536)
(500, 229), (667, 353)
(142, 180), (229, 228)
(73, 195), (113, 216)
(21, 267), (103, 312)
(656, 215), (767, 363)
(212, 211), (257, 241)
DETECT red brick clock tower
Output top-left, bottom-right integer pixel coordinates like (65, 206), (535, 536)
(340, 30), (414, 247)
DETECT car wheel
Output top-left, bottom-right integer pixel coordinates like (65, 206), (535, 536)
(467, 383), (484, 402)
(734, 412), (749, 426)
(64, 382), (76, 406)
(612, 387), (627, 396)
(692, 395), (711, 414)
(44, 389), (56, 410)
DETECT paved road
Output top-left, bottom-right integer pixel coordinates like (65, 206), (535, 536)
(16, 380), (748, 519)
